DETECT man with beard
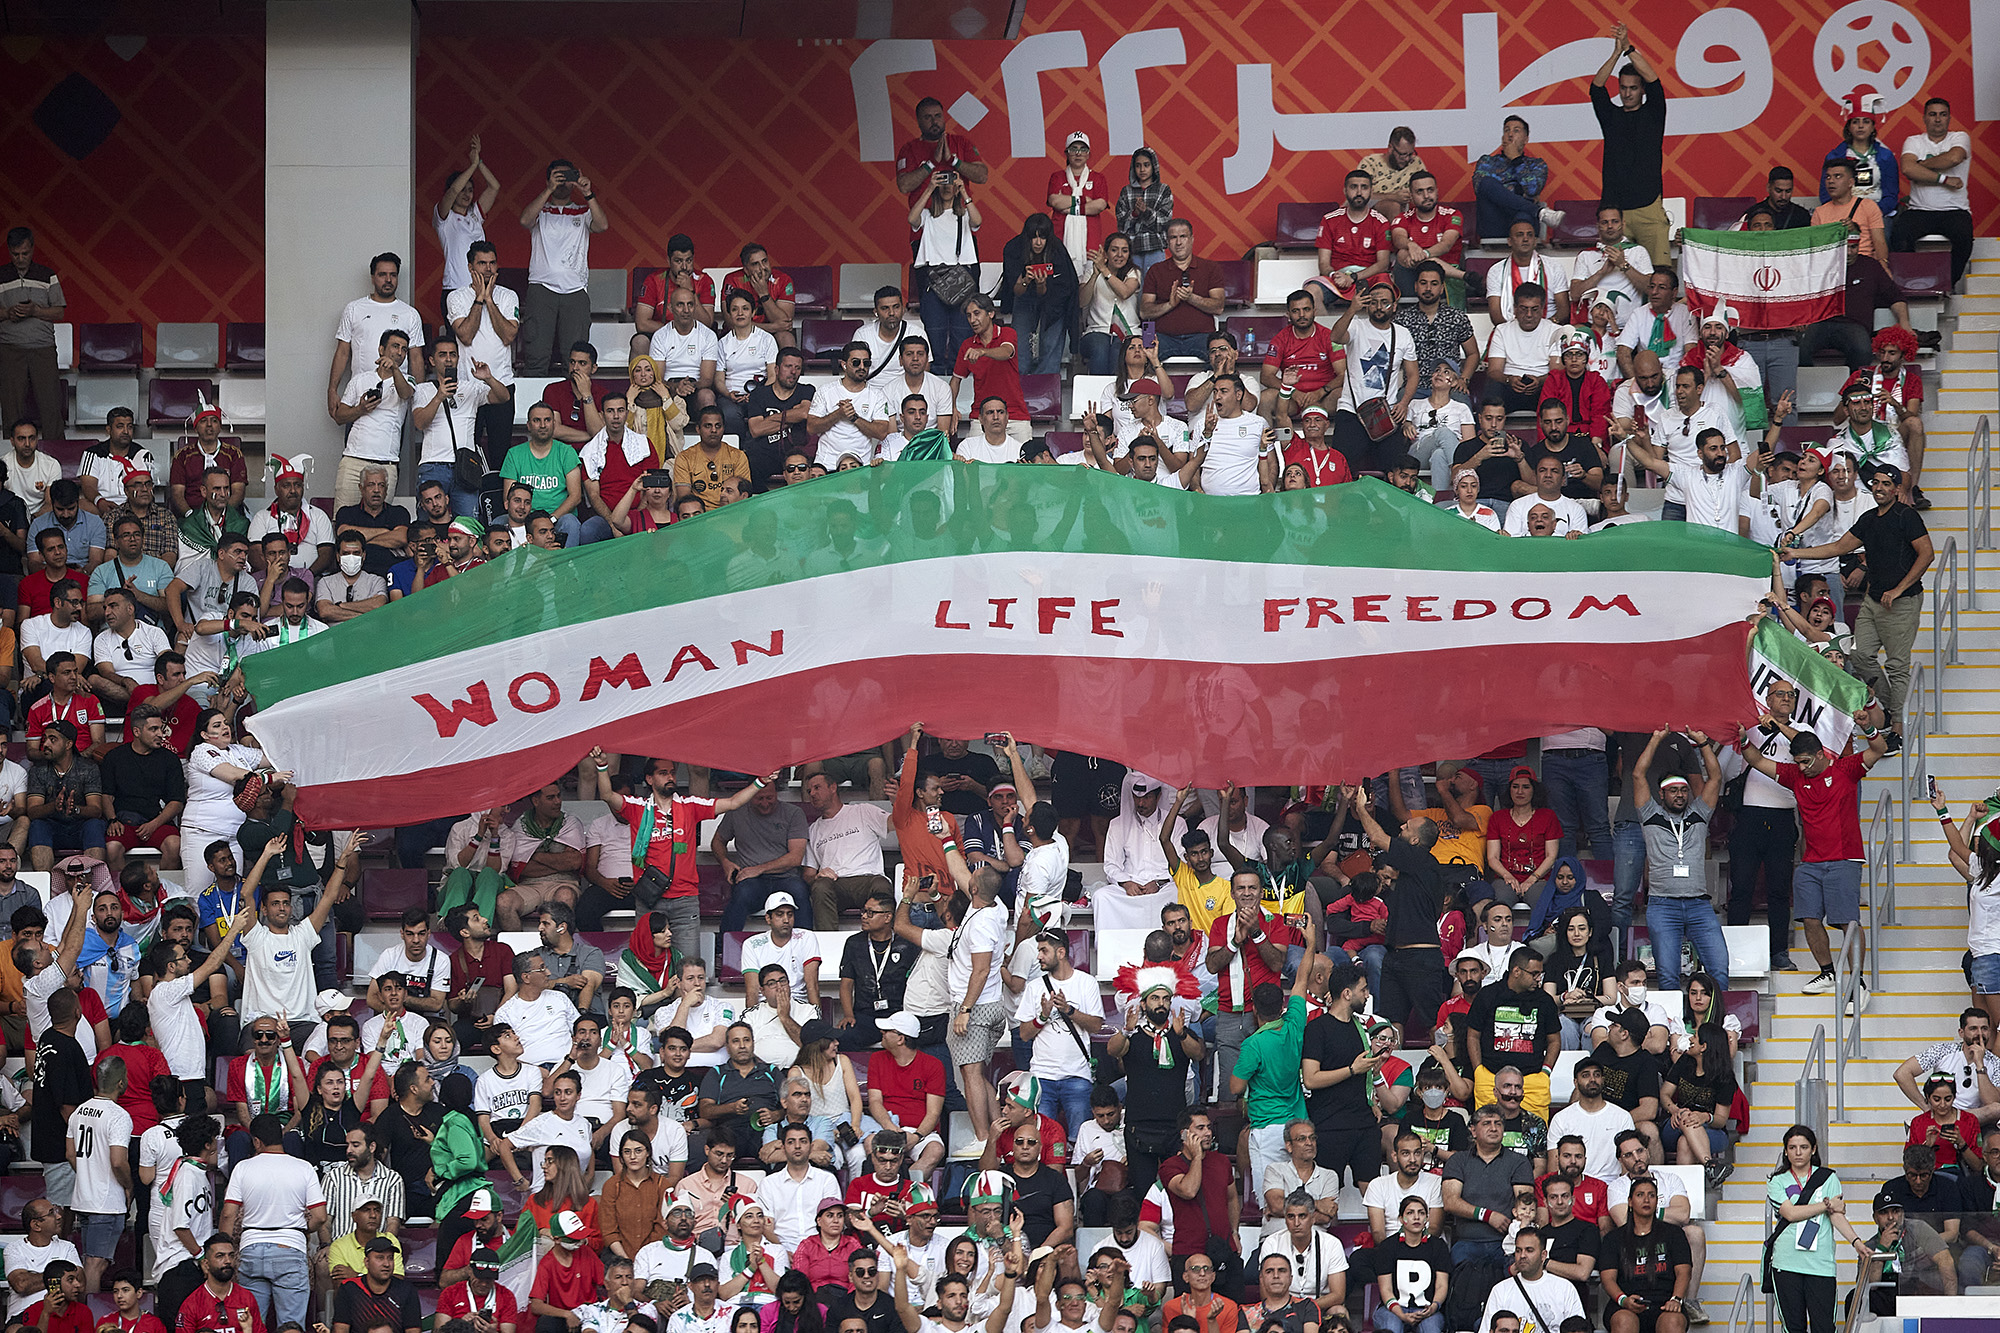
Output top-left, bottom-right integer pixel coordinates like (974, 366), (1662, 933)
(1103, 780), (1172, 898)
(633, 1198), (719, 1284)
(1106, 969), (1204, 1195)
(176, 1236), (264, 1333)
(1329, 276), (1419, 472)
(1259, 291), (1341, 428)
(1631, 427), (1752, 535)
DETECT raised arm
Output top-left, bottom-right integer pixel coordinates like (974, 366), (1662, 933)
(1630, 729), (1665, 809)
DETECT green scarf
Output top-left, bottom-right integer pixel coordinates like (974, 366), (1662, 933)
(248, 1053), (286, 1115)
(631, 796), (665, 875)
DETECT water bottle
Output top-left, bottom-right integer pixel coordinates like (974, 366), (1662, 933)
(1244, 328), (1257, 358)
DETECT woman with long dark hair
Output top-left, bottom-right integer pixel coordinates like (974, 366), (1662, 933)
(759, 1269), (828, 1333)
(998, 213), (1079, 376)
(285, 1061), (368, 1165)
(1943, 782), (2000, 1029)
(1766, 1123), (1867, 1332)
(1542, 901), (1615, 1049)
(1662, 1020), (1739, 1188)
(1077, 232), (1142, 376)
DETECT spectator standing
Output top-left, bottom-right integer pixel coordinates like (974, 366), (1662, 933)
(1631, 730), (1730, 990)
(1765, 1124), (1866, 1333)
(1298, 958), (1382, 1189)
(1138, 220), (1227, 362)
(1115, 148), (1175, 275)
(66, 1056), (131, 1293)
(1159, 1107), (1241, 1294)
(1441, 1105), (1532, 1267)
(518, 160), (608, 376)
(715, 783), (811, 933)
(221, 1114), (330, 1329)
(0, 228), (67, 431)
(1894, 98), (1973, 288)
(1230, 931), (1317, 1190)
(1106, 970), (1202, 1196)
(1723, 683), (1804, 972)
(433, 136), (499, 307)
(1473, 116), (1561, 240)
(1588, 26), (1670, 265)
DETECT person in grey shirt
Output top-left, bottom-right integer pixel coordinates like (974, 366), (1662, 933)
(1606, 729), (1698, 930)
(1632, 728), (1727, 990)
(0, 228), (66, 433)
(714, 784), (810, 931)
(536, 901), (606, 1018)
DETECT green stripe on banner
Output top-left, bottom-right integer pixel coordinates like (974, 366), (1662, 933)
(1750, 617), (1870, 718)
(241, 470), (1772, 701)
(1680, 224), (1854, 256)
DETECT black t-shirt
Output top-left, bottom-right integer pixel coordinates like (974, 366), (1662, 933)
(1606, 1220), (1691, 1305)
(1840, 256), (1905, 328)
(840, 933), (917, 1017)
(1664, 1054), (1732, 1116)
(1590, 79), (1667, 207)
(916, 751), (1002, 818)
(98, 742), (187, 823)
(32, 1028), (91, 1164)
(1591, 1042), (1662, 1113)
(1380, 839), (1445, 949)
(238, 810), (322, 896)
(332, 503), (412, 577)
(1396, 1107), (1469, 1169)
(1235, 1298), (1318, 1333)
(1009, 1162), (1074, 1247)
(374, 1100), (444, 1194)
(1465, 981), (1561, 1076)
(0, 492), (26, 578)
(1377, 1234), (1452, 1306)
(333, 1276), (423, 1333)
(634, 1067), (703, 1124)
(1850, 501), (1928, 599)
(1544, 1215), (1601, 1306)
(826, 1292), (901, 1333)
(1122, 1029), (1195, 1131)
(1525, 435), (1607, 499)
(1300, 1013), (1372, 1130)
(1454, 436), (1525, 503)
(1877, 1170), (1964, 1216)
(743, 384), (812, 488)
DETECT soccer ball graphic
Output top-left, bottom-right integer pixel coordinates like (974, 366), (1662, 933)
(1814, 0), (1931, 114)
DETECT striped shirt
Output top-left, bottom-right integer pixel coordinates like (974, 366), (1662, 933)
(321, 1159), (406, 1238)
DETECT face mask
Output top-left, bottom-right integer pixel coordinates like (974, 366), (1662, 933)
(1626, 984), (1648, 1004)
(339, 553), (363, 577)
(1420, 1087), (1447, 1109)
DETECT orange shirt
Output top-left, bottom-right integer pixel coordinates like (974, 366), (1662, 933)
(1163, 1294), (1240, 1333)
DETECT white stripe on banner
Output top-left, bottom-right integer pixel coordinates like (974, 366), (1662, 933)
(250, 552), (1763, 785)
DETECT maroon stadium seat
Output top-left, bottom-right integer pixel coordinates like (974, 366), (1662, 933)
(1020, 374), (1061, 423)
(1543, 202), (1600, 248)
(1464, 255), (1500, 292)
(718, 930), (750, 985)
(78, 323), (142, 372)
(1274, 202), (1337, 248)
(225, 322), (265, 372)
(1225, 315), (1289, 363)
(363, 867), (429, 921)
(801, 318), (863, 362)
(789, 265), (836, 313)
(40, 439), (88, 480)
(1690, 196), (1758, 232)
(148, 377), (217, 428)
(1046, 430), (1083, 458)
(1723, 989), (1760, 1045)
(1216, 260), (1254, 309)
(1888, 251), (1950, 297)
(630, 266), (665, 311)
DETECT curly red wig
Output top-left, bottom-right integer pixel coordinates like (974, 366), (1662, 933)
(1872, 325), (1919, 361)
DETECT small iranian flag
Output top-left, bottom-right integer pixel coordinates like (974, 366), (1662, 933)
(1747, 619), (1869, 754)
(1680, 224), (1848, 330)
(495, 1215), (541, 1306)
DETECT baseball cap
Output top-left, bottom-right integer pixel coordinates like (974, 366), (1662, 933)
(1126, 377), (1164, 398)
(1065, 130), (1091, 149)
(1507, 765), (1536, 785)
(688, 1262), (719, 1281)
(816, 1196), (847, 1217)
(363, 1237), (397, 1255)
(462, 1188), (496, 1221)
(550, 1209), (588, 1248)
(1572, 1053), (1605, 1075)
(1872, 1187), (1905, 1214)
(880, 1011), (921, 1038)
(1364, 273), (1397, 293)
(1613, 1009), (1650, 1043)
(470, 1247), (501, 1273)
(40, 720), (76, 744)
(989, 781), (1018, 796)
(764, 892), (797, 912)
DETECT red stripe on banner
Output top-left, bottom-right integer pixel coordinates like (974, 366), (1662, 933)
(1686, 288), (1845, 331)
(293, 623), (1759, 829)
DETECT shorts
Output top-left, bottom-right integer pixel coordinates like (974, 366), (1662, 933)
(1793, 860), (1862, 926)
(29, 817), (106, 853)
(946, 998), (1006, 1067)
(41, 1160), (74, 1207)
(1050, 753), (1126, 820)
(79, 1210), (123, 1256)
(113, 819), (179, 850)
(1973, 953), (2000, 996)
(816, 753), (880, 787)
(862, 1117), (944, 1162)
(507, 875), (578, 911)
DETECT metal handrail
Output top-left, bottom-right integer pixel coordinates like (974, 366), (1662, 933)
(1797, 1022), (1831, 1137)
(1969, 413), (1991, 561)
(1935, 535), (1962, 703)
(1900, 666), (1928, 860)
(1832, 912), (1863, 1123)
(1725, 1271), (1756, 1333)
(1867, 790), (1896, 981)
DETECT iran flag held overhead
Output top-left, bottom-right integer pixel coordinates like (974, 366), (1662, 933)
(1680, 224), (1848, 330)
(240, 467), (1774, 830)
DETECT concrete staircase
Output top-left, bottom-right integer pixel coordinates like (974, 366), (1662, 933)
(1697, 238), (2000, 1317)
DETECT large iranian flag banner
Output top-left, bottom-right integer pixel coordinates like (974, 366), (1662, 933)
(1680, 224), (1848, 330)
(241, 469), (1772, 828)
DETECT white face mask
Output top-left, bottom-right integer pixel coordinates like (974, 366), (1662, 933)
(1626, 983), (1648, 1004)
(338, 553), (364, 577)
(1420, 1087), (1447, 1109)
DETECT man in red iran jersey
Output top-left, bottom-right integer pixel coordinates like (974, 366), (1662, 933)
(1390, 171), (1467, 293)
(1257, 291), (1344, 428)
(1307, 171), (1392, 314)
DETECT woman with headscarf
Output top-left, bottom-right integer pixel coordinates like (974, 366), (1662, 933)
(429, 1071), (488, 1275)
(1822, 95), (1901, 225)
(1046, 131), (1111, 274)
(1116, 147), (1175, 275)
(613, 911), (678, 1013)
(998, 212), (1079, 376)
(624, 354), (686, 467)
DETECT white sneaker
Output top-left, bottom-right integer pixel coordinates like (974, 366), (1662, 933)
(1539, 206), (1567, 230)
(1801, 969), (1836, 995)
(1847, 982), (1871, 1017)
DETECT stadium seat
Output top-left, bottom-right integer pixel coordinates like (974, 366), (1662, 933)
(148, 377), (217, 428)
(1254, 257), (1319, 308)
(630, 266), (664, 312)
(1722, 925), (1771, 981)
(1779, 423), (1834, 450)
(1273, 202), (1337, 249)
(588, 269), (629, 317)
(590, 323), (637, 368)
(513, 377), (559, 425)
(156, 322), (219, 370)
(363, 868), (429, 922)
(789, 265), (835, 313)
(1723, 990), (1761, 1046)
(218, 377), (266, 426)
(1689, 196), (1757, 232)
(225, 322), (265, 372)
(40, 439), (88, 480)
(801, 319), (863, 362)
(77, 323), (142, 372)
(1047, 430), (1084, 458)
(1888, 250), (1950, 298)
(1020, 374), (1061, 424)
(1464, 255), (1500, 293)
(52, 323), (72, 372)
(978, 262), (1004, 297)
(1796, 365), (1848, 414)
(1217, 260), (1254, 310)
(1069, 374), (1114, 422)
(1543, 202), (1600, 248)
(838, 264), (903, 311)
(498, 267), (530, 300)
(1225, 315), (1288, 363)
(1164, 374), (1189, 417)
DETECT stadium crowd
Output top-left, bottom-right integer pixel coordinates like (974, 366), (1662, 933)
(0, 21), (1981, 1333)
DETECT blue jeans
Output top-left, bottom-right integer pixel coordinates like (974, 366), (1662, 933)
(1451, 1238), (1505, 1269)
(237, 1242), (310, 1329)
(1133, 249), (1165, 277)
(1542, 750), (1612, 859)
(720, 870), (813, 933)
(415, 460), (482, 518)
(1080, 331), (1122, 376)
(1646, 894), (1730, 990)
(920, 289), (973, 382)
(1475, 174), (1542, 239)
(556, 513), (614, 547)
(1372, 1309), (1443, 1333)
(1038, 1075), (1095, 1139)
(1352, 943), (1387, 1000)
(1157, 331), (1212, 362)
(1661, 500), (1687, 522)
(1611, 821), (1647, 927)
(1740, 334), (1800, 415)
(1011, 291), (1068, 374)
